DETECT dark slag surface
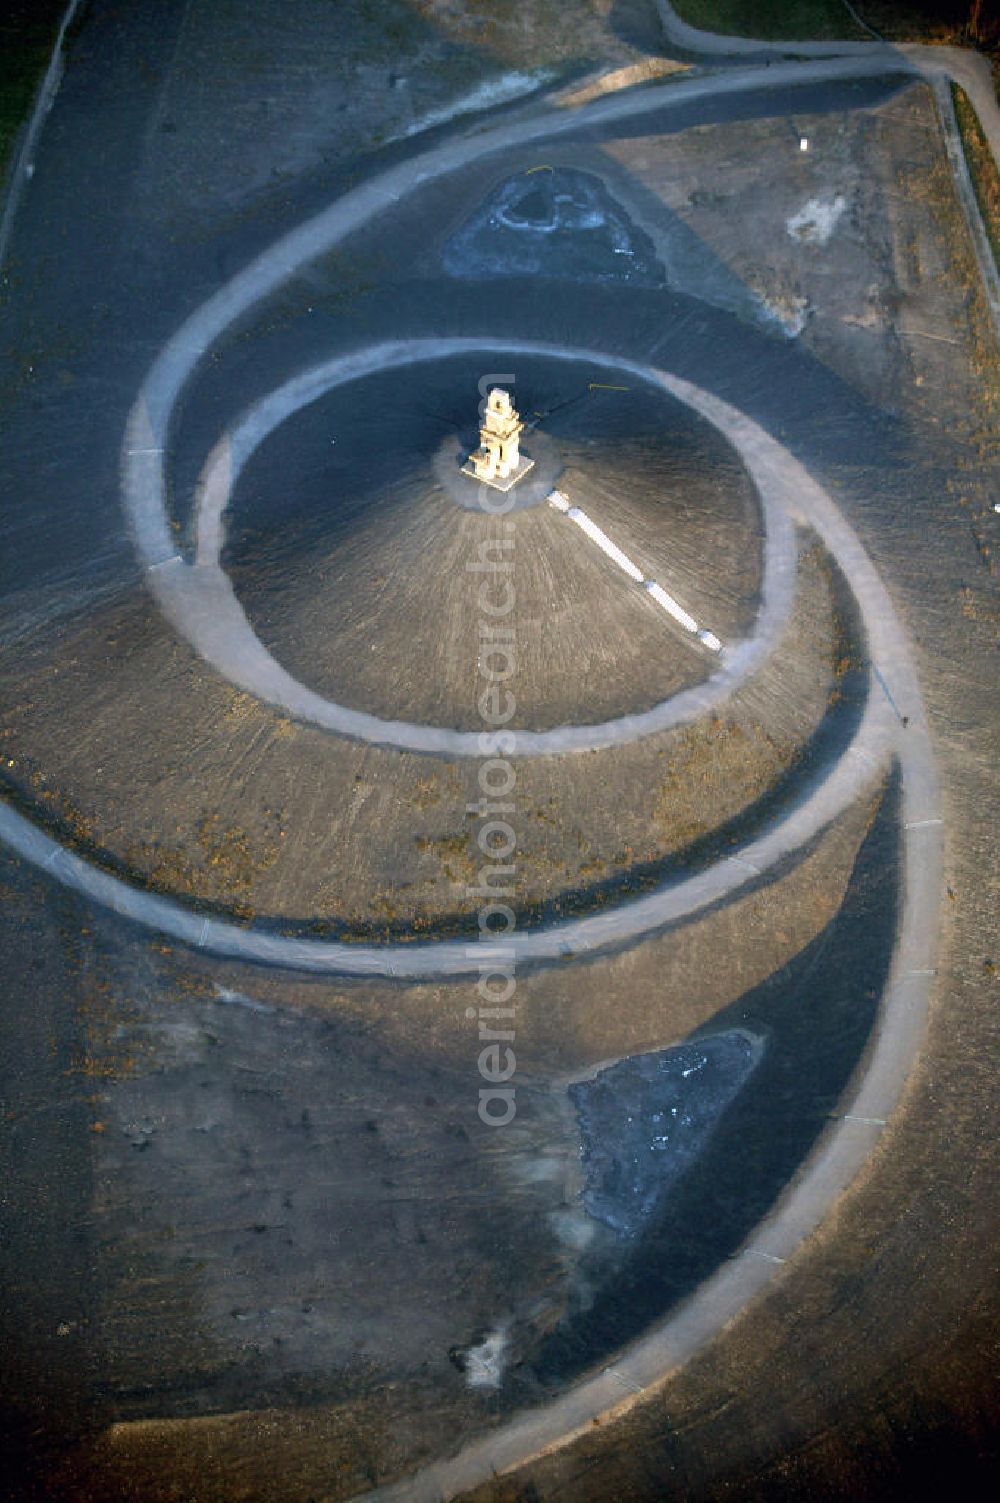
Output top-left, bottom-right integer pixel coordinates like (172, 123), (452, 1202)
(1, 4), (985, 1491)
(222, 350), (751, 572)
(0, 54), (909, 624)
(571, 1028), (763, 1237)
(442, 165), (667, 285)
(517, 773), (898, 1395)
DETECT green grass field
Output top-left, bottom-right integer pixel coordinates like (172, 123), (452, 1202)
(0, 1), (72, 186)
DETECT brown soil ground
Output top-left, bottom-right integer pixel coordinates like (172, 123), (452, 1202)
(2, 20), (997, 1503)
(0, 540), (843, 932)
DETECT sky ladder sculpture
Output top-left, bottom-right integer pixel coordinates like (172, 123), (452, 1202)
(462, 386), (535, 491)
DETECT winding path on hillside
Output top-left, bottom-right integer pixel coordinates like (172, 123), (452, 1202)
(0, 18), (973, 1498)
(1, 358), (898, 976)
(0, 46), (950, 973)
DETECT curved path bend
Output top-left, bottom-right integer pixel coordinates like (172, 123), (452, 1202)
(341, 25), (941, 1501)
(123, 52), (923, 575)
(656, 0), (1000, 160)
(178, 338), (796, 756)
(5, 371), (905, 977)
(3, 47), (941, 980)
(0, 38), (947, 1497)
(363, 717), (940, 1502)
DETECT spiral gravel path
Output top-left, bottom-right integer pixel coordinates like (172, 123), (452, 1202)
(0, 36), (951, 1499)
